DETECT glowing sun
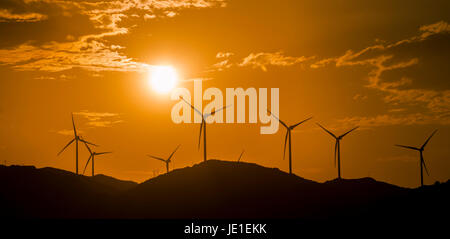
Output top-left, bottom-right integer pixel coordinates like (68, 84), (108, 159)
(150, 65), (178, 93)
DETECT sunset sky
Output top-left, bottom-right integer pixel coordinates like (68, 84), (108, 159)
(0, 0), (449, 188)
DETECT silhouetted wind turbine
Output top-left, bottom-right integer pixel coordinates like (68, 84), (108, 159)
(317, 123), (358, 179)
(237, 150), (245, 163)
(268, 110), (312, 174)
(181, 97), (230, 162)
(395, 130), (437, 187)
(82, 141), (111, 176)
(147, 145), (181, 173)
(57, 113), (97, 175)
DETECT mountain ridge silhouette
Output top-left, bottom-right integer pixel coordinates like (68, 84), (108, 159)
(0, 161), (448, 221)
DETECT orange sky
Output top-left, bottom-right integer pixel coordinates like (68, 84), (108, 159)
(0, 0), (449, 188)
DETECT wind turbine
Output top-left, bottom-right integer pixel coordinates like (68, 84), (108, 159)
(268, 110), (312, 174)
(395, 130), (437, 187)
(57, 113), (97, 175)
(147, 145), (181, 173)
(82, 141), (112, 176)
(317, 123), (359, 179)
(180, 97), (229, 162)
(237, 150), (245, 163)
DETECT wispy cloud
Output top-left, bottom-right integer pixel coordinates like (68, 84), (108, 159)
(209, 51), (314, 72)
(0, 9), (47, 22)
(34, 74), (74, 81)
(239, 51), (314, 71)
(216, 52), (233, 58)
(337, 113), (450, 130)
(207, 51), (234, 71)
(0, 38), (148, 72)
(310, 20), (450, 128)
(74, 110), (123, 128)
(211, 59), (232, 71)
(52, 129), (84, 136)
(353, 94), (368, 101)
(0, 0), (228, 72)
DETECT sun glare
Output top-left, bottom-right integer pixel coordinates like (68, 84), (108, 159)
(150, 65), (178, 94)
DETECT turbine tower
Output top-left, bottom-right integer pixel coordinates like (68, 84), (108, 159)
(317, 123), (358, 179)
(147, 145), (181, 173)
(57, 113), (97, 175)
(395, 130), (437, 187)
(268, 110), (312, 174)
(180, 97), (229, 162)
(82, 141), (111, 176)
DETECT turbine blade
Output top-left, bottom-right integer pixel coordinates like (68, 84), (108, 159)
(96, 152), (112, 156)
(283, 130), (289, 160)
(72, 113), (77, 137)
(204, 104), (231, 119)
(83, 155), (92, 175)
(237, 150), (245, 162)
(168, 144), (181, 160)
(422, 159), (430, 176)
(421, 129), (437, 150)
(395, 144), (420, 151)
(81, 139), (92, 154)
(180, 97), (203, 117)
(147, 155), (166, 162)
(198, 121), (204, 150)
(316, 123), (337, 138)
(290, 117), (313, 130)
(267, 109), (288, 129)
(57, 138), (75, 156)
(340, 126), (359, 138)
(79, 138), (98, 147)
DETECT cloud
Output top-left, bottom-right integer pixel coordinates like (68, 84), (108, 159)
(0, 37), (148, 72)
(210, 51), (313, 72)
(239, 51), (314, 71)
(0, 0), (228, 72)
(74, 110), (123, 128)
(216, 52), (233, 58)
(310, 21), (450, 127)
(0, 9), (47, 22)
(211, 59), (232, 71)
(310, 21), (450, 69)
(53, 129), (84, 136)
(353, 94), (368, 101)
(33, 0), (227, 28)
(144, 13), (156, 20)
(0, 4), (138, 72)
(86, 120), (123, 127)
(337, 113), (450, 130)
(206, 51), (234, 71)
(164, 11), (177, 17)
(74, 111), (119, 120)
(34, 74), (74, 81)
(52, 110), (122, 135)
(418, 21), (450, 40)
(388, 108), (406, 113)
